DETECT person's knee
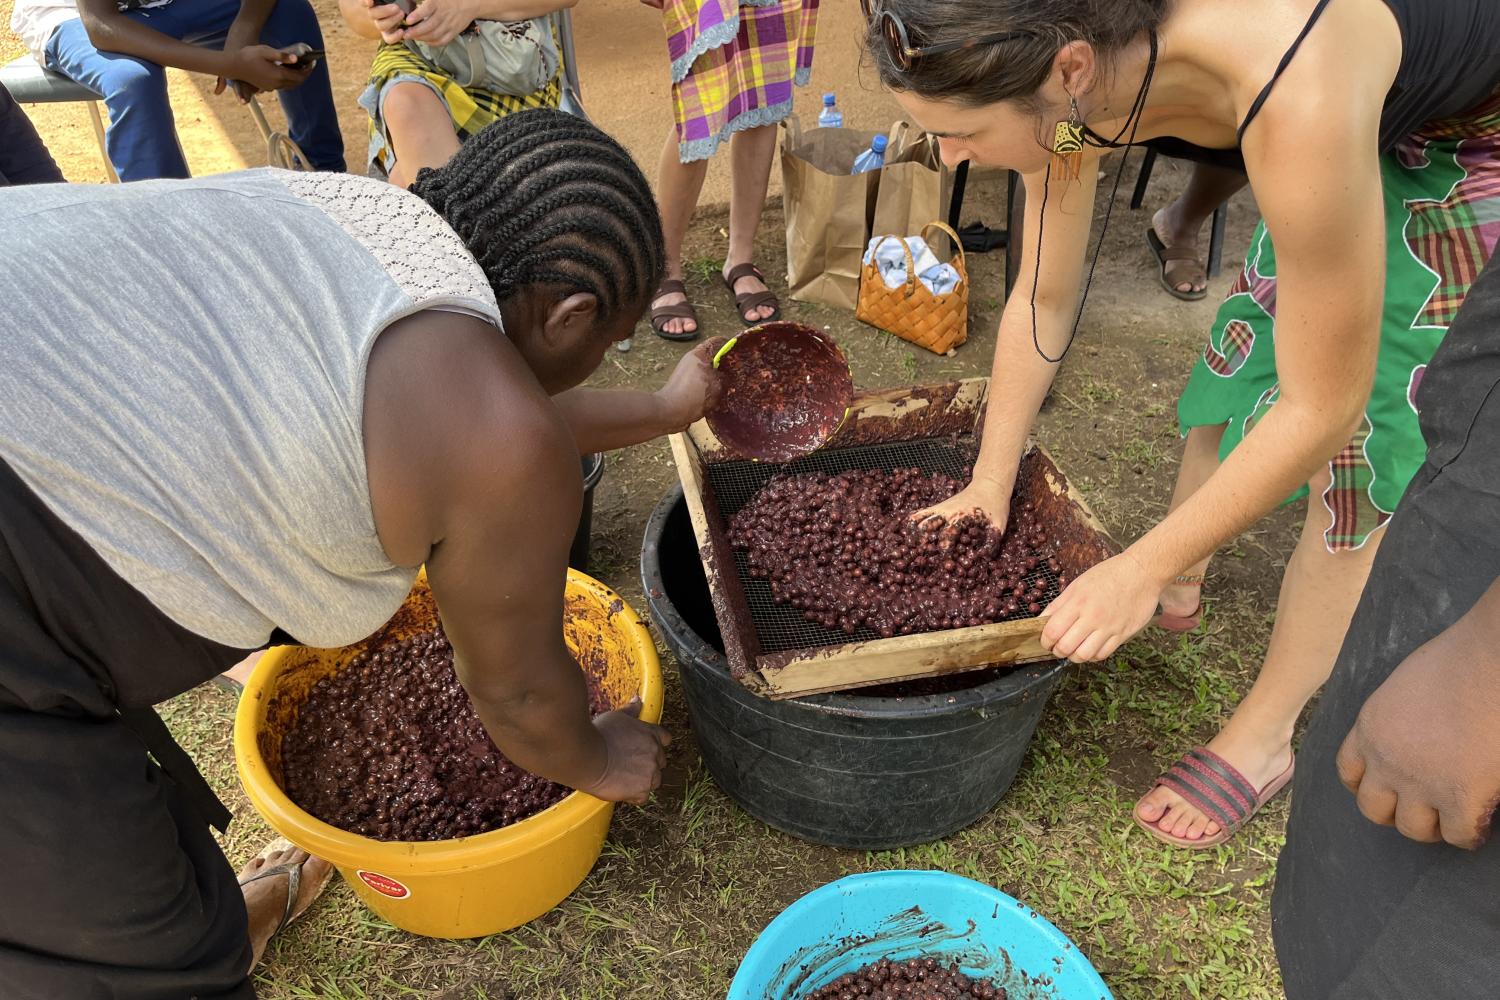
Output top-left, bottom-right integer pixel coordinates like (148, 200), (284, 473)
(381, 82), (435, 128)
(381, 82), (444, 135)
(99, 56), (168, 107)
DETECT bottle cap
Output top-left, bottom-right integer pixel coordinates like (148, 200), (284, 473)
(871, 135), (888, 152)
(822, 93), (836, 105)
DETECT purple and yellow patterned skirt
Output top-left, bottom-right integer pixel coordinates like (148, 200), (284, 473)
(663, 0), (818, 163)
(1178, 93), (1500, 550)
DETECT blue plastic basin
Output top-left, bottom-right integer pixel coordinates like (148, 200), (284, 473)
(728, 871), (1112, 1000)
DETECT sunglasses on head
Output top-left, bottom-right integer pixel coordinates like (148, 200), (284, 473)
(861, 0), (1032, 71)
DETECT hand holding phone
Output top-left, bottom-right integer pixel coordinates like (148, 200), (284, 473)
(280, 41), (324, 70)
(365, 0), (413, 43)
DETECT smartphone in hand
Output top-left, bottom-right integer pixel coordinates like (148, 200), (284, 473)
(282, 42), (325, 69)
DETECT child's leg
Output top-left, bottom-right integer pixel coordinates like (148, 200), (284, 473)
(380, 81), (460, 188)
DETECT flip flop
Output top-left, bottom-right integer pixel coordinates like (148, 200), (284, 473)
(1135, 747), (1295, 849)
(722, 262), (782, 325)
(650, 279), (700, 341)
(238, 838), (335, 942)
(1145, 226), (1209, 301)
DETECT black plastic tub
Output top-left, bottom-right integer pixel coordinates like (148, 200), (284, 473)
(641, 486), (1066, 850)
(569, 453), (605, 572)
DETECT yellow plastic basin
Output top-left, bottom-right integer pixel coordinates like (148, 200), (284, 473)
(233, 570), (662, 939)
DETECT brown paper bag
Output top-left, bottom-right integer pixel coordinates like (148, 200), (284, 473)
(870, 122), (953, 243)
(780, 115), (882, 311)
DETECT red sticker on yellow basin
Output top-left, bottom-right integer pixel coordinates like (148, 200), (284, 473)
(356, 870), (411, 899)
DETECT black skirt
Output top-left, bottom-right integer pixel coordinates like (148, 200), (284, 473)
(1273, 260), (1500, 997)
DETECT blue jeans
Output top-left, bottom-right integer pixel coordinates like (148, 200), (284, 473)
(44, 0), (345, 181)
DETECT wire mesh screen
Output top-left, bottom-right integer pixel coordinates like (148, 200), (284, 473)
(703, 437), (1064, 654)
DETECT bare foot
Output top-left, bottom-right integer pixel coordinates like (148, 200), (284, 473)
(651, 284), (698, 338)
(1136, 727), (1294, 842)
(1150, 204), (1208, 296)
(239, 844), (333, 970)
(723, 262), (776, 323)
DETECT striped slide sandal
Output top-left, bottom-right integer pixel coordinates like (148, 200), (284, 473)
(1134, 746), (1295, 849)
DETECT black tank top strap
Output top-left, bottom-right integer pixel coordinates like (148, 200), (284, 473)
(1237, 0), (1336, 144)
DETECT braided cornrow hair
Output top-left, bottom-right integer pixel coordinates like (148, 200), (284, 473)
(411, 109), (665, 325)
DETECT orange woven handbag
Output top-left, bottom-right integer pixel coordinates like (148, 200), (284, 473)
(855, 221), (969, 355)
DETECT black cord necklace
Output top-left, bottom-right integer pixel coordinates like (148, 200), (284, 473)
(1029, 28), (1158, 364)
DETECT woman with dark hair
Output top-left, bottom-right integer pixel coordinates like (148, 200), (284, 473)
(0, 109), (713, 998)
(862, 3), (1500, 986)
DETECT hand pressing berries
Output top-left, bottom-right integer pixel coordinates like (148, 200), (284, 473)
(728, 468), (1062, 639)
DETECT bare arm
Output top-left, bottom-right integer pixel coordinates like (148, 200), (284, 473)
(550, 340), (720, 454)
(225, 0), (276, 41)
(470, 0), (577, 18)
(1043, 78), (1389, 661)
(399, 0), (577, 46)
(1127, 103), (1385, 582)
(76, 0), (311, 90)
(426, 407), (611, 790)
(341, 0), (399, 41)
(77, 0), (234, 73)
(364, 313), (668, 801)
(919, 158), (1100, 529)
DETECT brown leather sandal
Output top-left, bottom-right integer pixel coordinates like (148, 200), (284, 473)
(722, 262), (782, 324)
(1146, 227), (1209, 301)
(650, 279), (700, 341)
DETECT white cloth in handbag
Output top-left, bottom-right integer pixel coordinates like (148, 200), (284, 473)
(863, 236), (962, 296)
(408, 16), (558, 96)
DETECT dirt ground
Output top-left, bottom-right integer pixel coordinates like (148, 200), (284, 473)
(3, 6), (1300, 996)
(1, 0), (892, 201)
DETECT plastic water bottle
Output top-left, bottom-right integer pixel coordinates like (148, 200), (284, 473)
(851, 134), (887, 175)
(817, 93), (843, 129)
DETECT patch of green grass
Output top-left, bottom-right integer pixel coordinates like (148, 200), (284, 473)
(683, 256), (723, 286)
(1120, 437), (1166, 471)
(898, 350), (920, 381)
(1081, 378), (1121, 404)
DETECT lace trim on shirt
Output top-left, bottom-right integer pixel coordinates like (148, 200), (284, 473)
(279, 171), (499, 318)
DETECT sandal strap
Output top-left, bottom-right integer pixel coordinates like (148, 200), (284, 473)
(1173, 573), (1205, 587)
(654, 278), (687, 298)
(1160, 245), (1205, 264)
(723, 262), (764, 287)
(239, 859), (303, 939)
(650, 303), (698, 320)
(1154, 747), (1260, 831)
(734, 289), (780, 311)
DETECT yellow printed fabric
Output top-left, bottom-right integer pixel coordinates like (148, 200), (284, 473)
(359, 41), (561, 179)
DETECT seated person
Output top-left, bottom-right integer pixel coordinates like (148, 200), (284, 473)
(0, 83), (65, 185)
(8, 0), (345, 181)
(343, 0), (574, 186)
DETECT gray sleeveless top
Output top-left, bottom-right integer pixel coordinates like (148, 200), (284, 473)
(0, 169), (503, 649)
